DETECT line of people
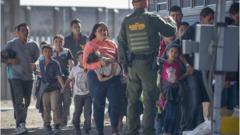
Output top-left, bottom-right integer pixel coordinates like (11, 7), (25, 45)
(118, 1), (239, 135)
(1, 18), (91, 135)
(1, 1), (239, 135)
(154, 3), (239, 135)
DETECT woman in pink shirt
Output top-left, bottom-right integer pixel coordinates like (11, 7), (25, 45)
(83, 22), (122, 135)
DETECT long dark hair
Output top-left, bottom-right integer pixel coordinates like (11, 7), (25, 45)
(89, 22), (109, 41)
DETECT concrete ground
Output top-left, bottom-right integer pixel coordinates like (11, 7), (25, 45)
(1, 126), (114, 135)
(1, 99), (127, 135)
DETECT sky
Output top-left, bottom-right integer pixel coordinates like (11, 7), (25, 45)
(20, 0), (133, 9)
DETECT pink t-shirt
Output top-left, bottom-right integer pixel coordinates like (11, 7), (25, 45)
(161, 61), (180, 84)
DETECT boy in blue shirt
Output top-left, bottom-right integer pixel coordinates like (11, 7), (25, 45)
(39, 44), (64, 134)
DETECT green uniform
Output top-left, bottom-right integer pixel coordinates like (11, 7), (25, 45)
(117, 8), (176, 135)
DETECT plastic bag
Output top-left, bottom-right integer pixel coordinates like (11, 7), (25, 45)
(182, 120), (211, 135)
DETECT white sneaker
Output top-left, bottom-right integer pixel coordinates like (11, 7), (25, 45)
(16, 123), (27, 135)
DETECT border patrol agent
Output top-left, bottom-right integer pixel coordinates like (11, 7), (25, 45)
(117, 0), (177, 135)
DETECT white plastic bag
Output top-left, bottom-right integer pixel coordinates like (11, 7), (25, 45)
(182, 120), (211, 135)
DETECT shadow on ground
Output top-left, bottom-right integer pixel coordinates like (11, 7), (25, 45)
(1, 126), (114, 135)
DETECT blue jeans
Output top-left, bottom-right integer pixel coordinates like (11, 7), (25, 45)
(163, 101), (179, 134)
(87, 70), (122, 135)
(222, 82), (239, 109)
(232, 83), (239, 107)
(120, 82), (127, 116)
(155, 113), (164, 135)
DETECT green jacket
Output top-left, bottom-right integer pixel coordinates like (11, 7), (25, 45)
(117, 8), (176, 68)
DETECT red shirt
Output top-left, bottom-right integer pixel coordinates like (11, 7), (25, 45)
(159, 39), (167, 57)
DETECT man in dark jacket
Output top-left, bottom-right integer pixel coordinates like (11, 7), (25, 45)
(181, 7), (215, 131)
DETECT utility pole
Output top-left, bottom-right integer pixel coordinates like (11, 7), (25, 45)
(213, 0), (226, 135)
(105, 7), (108, 26)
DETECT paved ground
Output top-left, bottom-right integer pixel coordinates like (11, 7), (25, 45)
(1, 99), (127, 135)
(1, 126), (114, 135)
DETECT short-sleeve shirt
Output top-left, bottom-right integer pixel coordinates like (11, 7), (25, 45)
(83, 39), (118, 70)
(68, 65), (89, 96)
(39, 58), (62, 84)
(162, 60), (180, 84)
(52, 48), (73, 77)
(159, 39), (167, 57)
(1, 38), (40, 80)
(65, 33), (88, 64)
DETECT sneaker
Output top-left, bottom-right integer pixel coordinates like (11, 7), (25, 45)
(16, 123), (27, 135)
(112, 127), (119, 135)
(61, 120), (67, 127)
(45, 125), (53, 134)
(53, 124), (61, 134)
(16, 127), (27, 135)
(20, 122), (28, 132)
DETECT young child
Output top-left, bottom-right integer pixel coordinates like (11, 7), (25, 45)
(52, 34), (74, 127)
(64, 51), (92, 135)
(155, 36), (175, 135)
(159, 43), (185, 135)
(87, 50), (121, 82)
(177, 22), (189, 38)
(95, 62), (121, 82)
(35, 41), (48, 121)
(39, 44), (65, 134)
